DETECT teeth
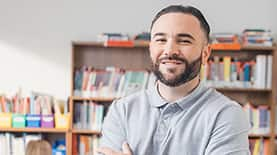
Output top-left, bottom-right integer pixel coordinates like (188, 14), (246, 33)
(161, 62), (181, 65)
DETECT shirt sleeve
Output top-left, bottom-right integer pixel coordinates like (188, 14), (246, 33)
(100, 100), (127, 151)
(205, 105), (251, 155)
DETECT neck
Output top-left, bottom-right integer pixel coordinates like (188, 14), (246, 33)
(157, 77), (200, 103)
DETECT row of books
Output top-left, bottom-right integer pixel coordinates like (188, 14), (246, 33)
(0, 133), (42, 155)
(72, 134), (100, 155)
(249, 138), (270, 155)
(97, 30), (273, 48)
(98, 32), (151, 42)
(73, 101), (104, 131)
(201, 55), (272, 89)
(74, 66), (155, 98)
(97, 32), (151, 47)
(212, 29), (273, 47)
(243, 103), (270, 134)
(0, 92), (67, 115)
(242, 29), (273, 47)
(97, 33), (133, 47)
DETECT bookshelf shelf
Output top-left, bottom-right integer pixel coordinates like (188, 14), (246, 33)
(0, 128), (68, 133)
(72, 129), (101, 135)
(71, 96), (115, 102)
(249, 134), (271, 138)
(241, 46), (275, 51)
(215, 87), (272, 92)
(211, 46), (275, 52)
(72, 41), (149, 48)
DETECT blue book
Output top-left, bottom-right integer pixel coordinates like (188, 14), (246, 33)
(243, 63), (250, 81)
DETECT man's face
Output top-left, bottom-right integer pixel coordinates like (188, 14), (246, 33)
(149, 13), (210, 87)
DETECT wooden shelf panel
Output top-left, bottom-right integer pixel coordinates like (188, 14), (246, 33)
(215, 87), (272, 92)
(211, 46), (275, 51)
(71, 96), (115, 102)
(0, 128), (68, 133)
(241, 46), (275, 51)
(249, 134), (271, 138)
(72, 129), (101, 135)
(72, 41), (149, 48)
(72, 41), (275, 51)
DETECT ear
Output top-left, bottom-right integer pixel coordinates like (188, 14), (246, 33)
(201, 44), (211, 65)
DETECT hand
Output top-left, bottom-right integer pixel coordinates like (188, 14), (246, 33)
(97, 142), (133, 155)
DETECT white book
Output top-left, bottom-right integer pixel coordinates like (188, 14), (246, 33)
(79, 142), (85, 155)
(255, 55), (266, 89)
(89, 102), (95, 130)
(266, 55), (272, 89)
(0, 134), (5, 155)
(80, 101), (87, 129)
(116, 75), (125, 98)
(97, 105), (104, 131)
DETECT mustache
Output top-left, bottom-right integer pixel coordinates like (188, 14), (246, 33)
(157, 55), (186, 63)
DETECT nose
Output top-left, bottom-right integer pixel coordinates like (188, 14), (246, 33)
(164, 39), (180, 56)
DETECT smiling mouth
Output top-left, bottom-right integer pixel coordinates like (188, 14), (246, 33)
(160, 60), (184, 65)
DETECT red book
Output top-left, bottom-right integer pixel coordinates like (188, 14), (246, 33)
(105, 40), (134, 47)
(72, 134), (78, 155)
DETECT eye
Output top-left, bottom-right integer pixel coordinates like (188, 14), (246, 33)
(155, 38), (167, 43)
(178, 39), (192, 44)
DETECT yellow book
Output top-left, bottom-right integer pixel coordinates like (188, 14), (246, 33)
(253, 139), (261, 155)
(223, 56), (231, 82)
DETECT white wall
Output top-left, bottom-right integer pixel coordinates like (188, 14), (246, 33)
(0, 0), (276, 99)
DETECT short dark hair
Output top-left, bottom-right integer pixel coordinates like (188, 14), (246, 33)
(150, 5), (210, 42)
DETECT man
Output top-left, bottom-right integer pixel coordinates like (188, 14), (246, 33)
(98, 5), (250, 155)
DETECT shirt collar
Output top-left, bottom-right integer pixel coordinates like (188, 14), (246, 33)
(148, 81), (207, 110)
(148, 81), (168, 108)
(175, 82), (206, 110)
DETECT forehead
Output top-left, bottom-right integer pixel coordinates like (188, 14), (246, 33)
(151, 13), (203, 37)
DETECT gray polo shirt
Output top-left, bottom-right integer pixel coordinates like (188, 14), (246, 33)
(100, 82), (250, 155)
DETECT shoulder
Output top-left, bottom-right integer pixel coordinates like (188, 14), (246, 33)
(202, 88), (250, 130)
(202, 88), (242, 113)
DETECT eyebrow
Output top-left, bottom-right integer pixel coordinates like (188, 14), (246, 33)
(152, 33), (195, 40)
(152, 32), (166, 38)
(177, 33), (195, 40)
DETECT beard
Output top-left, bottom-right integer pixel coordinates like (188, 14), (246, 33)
(152, 53), (202, 87)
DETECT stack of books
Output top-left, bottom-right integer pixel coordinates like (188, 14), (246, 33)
(242, 29), (273, 47)
(97, 33), (133, 47)
(210, 33), (241, 50)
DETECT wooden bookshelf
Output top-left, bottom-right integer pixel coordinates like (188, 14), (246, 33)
(215, 87), (272, 92)
(71, 96), (115, 102)
(0, 128), (68, 133)
(241, 46), (275, 51)
(69, 41), (277, 155)
(72, 129), (101, 135)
